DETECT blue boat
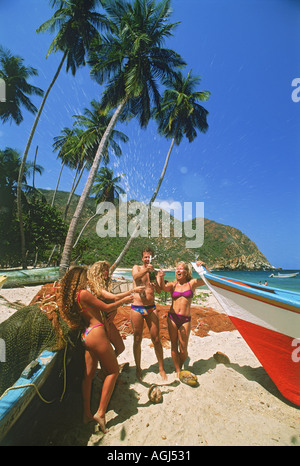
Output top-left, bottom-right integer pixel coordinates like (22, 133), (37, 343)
(0, 350), (59, 442)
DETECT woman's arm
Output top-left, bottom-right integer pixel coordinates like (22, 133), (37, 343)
(79, 289), (133, 314)
(157, 271), (174, 292)
(190, 260), (210, 290)
(100, 286), (145, 302)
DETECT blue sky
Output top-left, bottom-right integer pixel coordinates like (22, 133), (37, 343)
(1, 0), (299, 268)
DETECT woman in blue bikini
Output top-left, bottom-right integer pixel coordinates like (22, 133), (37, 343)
(158, 260), (210, 377)
(58, 266), (133, 433)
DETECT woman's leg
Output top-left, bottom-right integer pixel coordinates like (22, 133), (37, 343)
(167, 317), (181, 377)
(84, 327), (119, 432)
(109, 322), (125, 357)
(178, 321), (191, 368)
(82, 349), (98, 424)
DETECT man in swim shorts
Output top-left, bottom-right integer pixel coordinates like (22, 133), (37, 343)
(131, 247), (167, 381)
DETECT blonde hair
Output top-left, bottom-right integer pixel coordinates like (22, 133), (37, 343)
(87, 260), (112, 297)
(176, 261), (193, 282)
(57, 266), (88, 329)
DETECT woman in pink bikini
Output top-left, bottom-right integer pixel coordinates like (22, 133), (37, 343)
(58, 266), (133, 433)
(157, 260), (210, 377)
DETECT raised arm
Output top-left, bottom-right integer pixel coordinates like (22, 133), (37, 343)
(157, 270), (174, 293)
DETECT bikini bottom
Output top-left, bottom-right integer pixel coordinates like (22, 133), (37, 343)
(81, 323), (104, 344)
(131, 304), (156, 317)
(168, 312), (191, 329)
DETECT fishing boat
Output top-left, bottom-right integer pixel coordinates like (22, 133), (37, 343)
(0, 267), (59, 288)
(0, 276), (7, 290)
(192, 263), (300, 407)
(0, 350), (58, 442)
(269, 272), (299, 278)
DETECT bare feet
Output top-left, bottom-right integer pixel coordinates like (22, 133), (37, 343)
(160, 369), (168, 381)
(136, 367), (143, 381)
(93, 413), (108, 433)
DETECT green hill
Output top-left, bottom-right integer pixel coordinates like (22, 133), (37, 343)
(41, 189), (272, 270)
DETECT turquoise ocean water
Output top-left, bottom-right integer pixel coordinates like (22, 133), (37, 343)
(115, 268), (300, 293)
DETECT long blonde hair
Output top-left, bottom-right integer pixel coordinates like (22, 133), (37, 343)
(87, 260), (112, 297)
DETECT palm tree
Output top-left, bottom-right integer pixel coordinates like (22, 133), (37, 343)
(0, 47), (44, 125)
(110, 69), (210, 270)
(17, 0), (109, 268)
(59, 0), (185, 276)
(51, 127), (77, 207)
(92, 166), (125, 203)
(73, 166), (125, 248)
(73, 99), (129, 166)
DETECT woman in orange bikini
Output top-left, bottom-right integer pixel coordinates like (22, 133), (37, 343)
(157, 260), (210, 377)
(58, 266), (133, 433)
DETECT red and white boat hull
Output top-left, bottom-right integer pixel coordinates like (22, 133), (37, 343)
(192, 264), (300, 406)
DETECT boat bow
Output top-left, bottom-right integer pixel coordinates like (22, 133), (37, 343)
(191, 263), (300, 406)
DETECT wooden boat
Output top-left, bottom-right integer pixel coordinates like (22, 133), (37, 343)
(269, 272), (299, 278)
(0, 350), (58, 442)
(0, 267), (59, 288)
(0, 276), (7, 290)
(192, 263), (300, 406)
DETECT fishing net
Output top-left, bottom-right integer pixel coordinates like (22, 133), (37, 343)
(0, 284), (81, 396)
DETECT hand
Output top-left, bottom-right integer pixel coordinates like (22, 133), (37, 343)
(157, 270), (165, 278)
(145, 263), (154, 273)
(123, 294), (134, 304)
(196, 260), (206, 267)
(134, 286), (146, 294)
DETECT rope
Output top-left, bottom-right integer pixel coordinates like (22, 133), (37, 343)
(0, 344), (68, 405)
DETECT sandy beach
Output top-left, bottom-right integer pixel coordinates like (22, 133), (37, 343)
(0, 284), (299, 446)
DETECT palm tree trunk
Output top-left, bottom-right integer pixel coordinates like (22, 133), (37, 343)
(110, 134), (177, 273)
(59, 97), (128, 277)
(17, 51), (67, 269)
(32, 145), (38, 189)
(73, 212), (98, 249)
(63, 161), (87, 221)
(51, 161), (65, 207)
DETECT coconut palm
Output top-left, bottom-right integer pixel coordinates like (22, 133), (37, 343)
(92, 166), (125, 204)
(0, 47), (44, 125)
(73, 99), (129, 166)
(73, 166), (125, 248)
(59, 0), (185, 276)
(111, 70), (210, 270)
(17, 0), (109, 268)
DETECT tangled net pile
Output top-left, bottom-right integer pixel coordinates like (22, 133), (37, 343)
(0, 283), (80, 396)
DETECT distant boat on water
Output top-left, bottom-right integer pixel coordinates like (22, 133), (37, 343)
(269, 272), (299, 278)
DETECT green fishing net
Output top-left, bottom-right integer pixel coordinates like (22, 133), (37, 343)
(0, 303), (80, 396)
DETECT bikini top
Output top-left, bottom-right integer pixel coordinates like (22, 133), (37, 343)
(172, 282), (193, 299)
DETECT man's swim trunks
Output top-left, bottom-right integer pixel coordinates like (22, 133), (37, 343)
(131, 304), (156, 317)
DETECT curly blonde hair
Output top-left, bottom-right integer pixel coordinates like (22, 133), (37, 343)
(176, 262), (193, 282)
(87, 260), (112, 297)
(57, 266), (88, 329)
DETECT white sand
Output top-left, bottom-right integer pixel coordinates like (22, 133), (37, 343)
(0, 285), (299, 446)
